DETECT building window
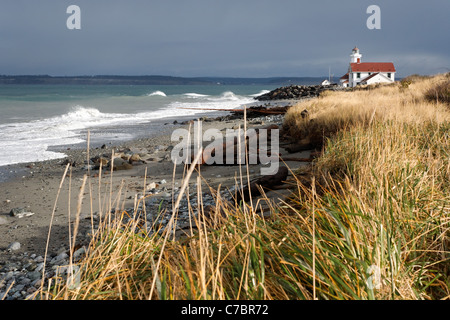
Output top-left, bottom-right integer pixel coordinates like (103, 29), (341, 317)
(357, 73), (361, 78)
(387, 73), (391, 78)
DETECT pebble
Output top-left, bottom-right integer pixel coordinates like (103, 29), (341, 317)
(161, 192), (172, 199)
(0, 245), (88, 300)
(9, 207), (35, 219)
(7, 242), (21, 251)
(50, 252), (68, 265)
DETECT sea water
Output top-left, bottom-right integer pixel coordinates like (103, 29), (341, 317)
(0, 84), (279, 168)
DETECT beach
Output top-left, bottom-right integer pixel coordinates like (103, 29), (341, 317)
(0, 111), (310, 266)
(0, 81), (323, 299)
(0, 82), (315, 299)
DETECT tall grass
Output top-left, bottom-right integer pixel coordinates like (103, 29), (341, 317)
(39, 73), (449, 300)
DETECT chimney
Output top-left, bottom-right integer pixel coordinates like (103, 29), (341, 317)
(357, 58), (361, 64)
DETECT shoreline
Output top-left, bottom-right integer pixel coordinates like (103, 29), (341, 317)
(0, 108), (310, 256)
(0, 99), (295, 182)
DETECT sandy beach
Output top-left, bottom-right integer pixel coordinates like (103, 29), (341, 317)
(0, 112), (311, 264)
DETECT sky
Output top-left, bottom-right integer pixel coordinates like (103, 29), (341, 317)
(0, 0), (448, 78)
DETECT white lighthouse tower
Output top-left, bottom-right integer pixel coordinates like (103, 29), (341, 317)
(350, 46), (362, 64)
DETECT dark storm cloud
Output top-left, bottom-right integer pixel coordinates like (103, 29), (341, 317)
(0, 0), (448, 77)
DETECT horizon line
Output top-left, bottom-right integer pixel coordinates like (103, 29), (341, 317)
(0, 74), (330, 78)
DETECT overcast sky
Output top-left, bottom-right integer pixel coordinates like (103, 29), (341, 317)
(0, 0), (448, 78)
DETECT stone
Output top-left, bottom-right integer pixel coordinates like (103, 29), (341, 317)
(27, 271), (41, 281)
(110, 157), (133, 171)
(155, 145), (167, 152)
(50, 252), (68, 265)
(14, 284), (25, 292)
(73, 247), (86, 260)
(92, 156), (109, 166)
(130, 147), (149, 156)
(146, 182), (158, 190)
(129, 153), (141, 162)
(7, 242), (21, 251)
(9, 207), (35, 218)
(255, 84), (340, 101)
(162, 192), (172, 199)
(0, 216), (8, 225)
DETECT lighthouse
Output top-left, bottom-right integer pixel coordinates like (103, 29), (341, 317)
(350, 46), (362, 64)
(339, 47), (396, 88)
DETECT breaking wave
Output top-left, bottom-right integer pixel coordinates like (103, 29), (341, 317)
(147, 91), (167, 97)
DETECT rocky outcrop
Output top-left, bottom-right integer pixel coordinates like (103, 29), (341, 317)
(255, 84), (341, 101)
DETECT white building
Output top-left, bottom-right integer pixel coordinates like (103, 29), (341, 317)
(340, 47), (396, 88)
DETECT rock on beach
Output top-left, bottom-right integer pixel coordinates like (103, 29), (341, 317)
(7, 242), (21, 251)
(255, 84), (343, 101)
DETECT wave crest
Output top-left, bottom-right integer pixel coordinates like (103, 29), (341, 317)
(250, 90), (271, 97)
(147, 91), (167, 97)
(61, 106), (104, 120)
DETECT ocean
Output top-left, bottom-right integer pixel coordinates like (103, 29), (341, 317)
(0, 84), (285, 169)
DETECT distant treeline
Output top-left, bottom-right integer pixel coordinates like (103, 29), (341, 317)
(0, 75), (325, 86)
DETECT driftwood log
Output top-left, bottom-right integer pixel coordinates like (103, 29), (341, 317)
(230, 105), (291, 118)
(284, 137), (313, 153)
(178, 105), (290, 116)
(236, 166), (289, 202)
(192, 124), (280, 165)
(280, 157), (312, 162)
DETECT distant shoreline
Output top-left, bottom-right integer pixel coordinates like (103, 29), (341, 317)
(0, 75), (327, 86)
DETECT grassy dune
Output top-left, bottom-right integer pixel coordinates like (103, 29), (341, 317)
(41, 73), (449, 300)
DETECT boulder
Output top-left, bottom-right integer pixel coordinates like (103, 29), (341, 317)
(255, 84), (340, 101)
(110, 157), (133, 171)
(92, 156), (109, 166)
(129, 153), (141, 163)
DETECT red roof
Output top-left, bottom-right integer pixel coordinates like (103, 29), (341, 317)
(350, 62), (396, 72)
(340, 73), (349, 80)
(360, 73), (381, 82)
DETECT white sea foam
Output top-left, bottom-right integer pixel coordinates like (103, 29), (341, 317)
(146, 91), (167, 97)
(207, 91), (240, 101)
(0, 106), (148, 166)
(0, 89), (257, 167)
(183, 93), (210, 98)
(165, 91), (255, 115)
(250, 90), (271, 97)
